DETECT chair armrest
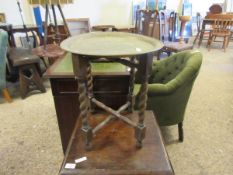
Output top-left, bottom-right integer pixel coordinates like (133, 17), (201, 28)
(134, 83), (170, 96)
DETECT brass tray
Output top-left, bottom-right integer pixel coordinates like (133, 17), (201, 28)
(60, 32), (163, 57)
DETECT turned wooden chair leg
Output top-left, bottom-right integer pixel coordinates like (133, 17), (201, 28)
(2, 88), (13, 103)
(178, 122), (184, 142)
(226, 36), (230, 48)
(207, 35), (214, 51)
(193, 31), (200, 45)
(31, 65), (46, 93)
(19, 68), (28, 99)
(223, 36), (228, 52)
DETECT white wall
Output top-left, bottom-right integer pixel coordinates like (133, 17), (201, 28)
(0, 0), (23, 25)
(61, 0), (133, 26)
(190, 0), (225, 17)
(1, 0), (232, 26)
(0, 0), (34, 25)
(166, 0), (227, 17)
(226, 0), (233, 11)
(0, 0), (133, 26)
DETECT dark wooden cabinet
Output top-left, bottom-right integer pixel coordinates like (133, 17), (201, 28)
(44, 56), (130, 153)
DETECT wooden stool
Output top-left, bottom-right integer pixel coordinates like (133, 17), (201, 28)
(8, 48), (46, 99)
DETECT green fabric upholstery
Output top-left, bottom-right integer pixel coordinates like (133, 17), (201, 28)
(53, 53), (127, 73)
(0, 29), (8, 90)
(135, 50), (203, 126)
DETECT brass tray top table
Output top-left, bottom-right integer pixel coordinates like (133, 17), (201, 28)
(60, 32), (163, 150)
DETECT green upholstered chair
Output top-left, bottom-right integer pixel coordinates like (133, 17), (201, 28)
(134, 50), (202, 141)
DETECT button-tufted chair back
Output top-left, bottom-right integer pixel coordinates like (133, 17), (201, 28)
(149, 51), (197, 84)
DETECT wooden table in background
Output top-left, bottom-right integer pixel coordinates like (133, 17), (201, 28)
(198, 13), (233, 47)
(44, 54), (130, 153)
(59, 111), (174, 175)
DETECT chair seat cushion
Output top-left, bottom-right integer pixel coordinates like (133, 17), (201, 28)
(163, 42), (193, 52)
(8, 47), (40, 67)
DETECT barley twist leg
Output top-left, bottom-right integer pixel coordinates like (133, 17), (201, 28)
(78, 79), (92, 150)
(135, 81), (148, 148)
(86, 62), (95, 112)
(127, 57), (136, 113)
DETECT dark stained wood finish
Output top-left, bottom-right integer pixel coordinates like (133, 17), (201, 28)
(135, 9), (159, 37)
(46, 24), (68, 45)
(44, 58), (130, 153)
(8, 47), (46, 99)
(178, 122), (183, 142)
(32, 44), (66, 65)
(114, 25), (135, 33)
(43, 4), (70, 47)
(60, 111), (174, 175)
(92, 25), (116, 31)
(19, 64), (46, 99)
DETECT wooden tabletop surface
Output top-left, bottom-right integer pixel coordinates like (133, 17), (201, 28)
(60, 111), (174, 175)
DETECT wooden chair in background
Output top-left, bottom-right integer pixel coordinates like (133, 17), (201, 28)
(158, 10), (176, 42)
(207, 19), (233, 52)
(193, 12), (212, 45)
(46, 23), (68, 44)
(7, 29), (46, 99)
(92, 25), (116, 32)
(135, 9), (159, 37)
(228, 20), (233, 43)
(158, 12), (193, 59)
(158, 10), (166, 41)
(168, 11), (176, 42)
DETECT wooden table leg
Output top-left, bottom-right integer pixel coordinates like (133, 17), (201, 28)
(86, 61), (95, 112)
(135, 53), (153, 148)
(198, 21), (206, 47)
(72, 54), (92, 150)
(127, 57), (136, 113)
